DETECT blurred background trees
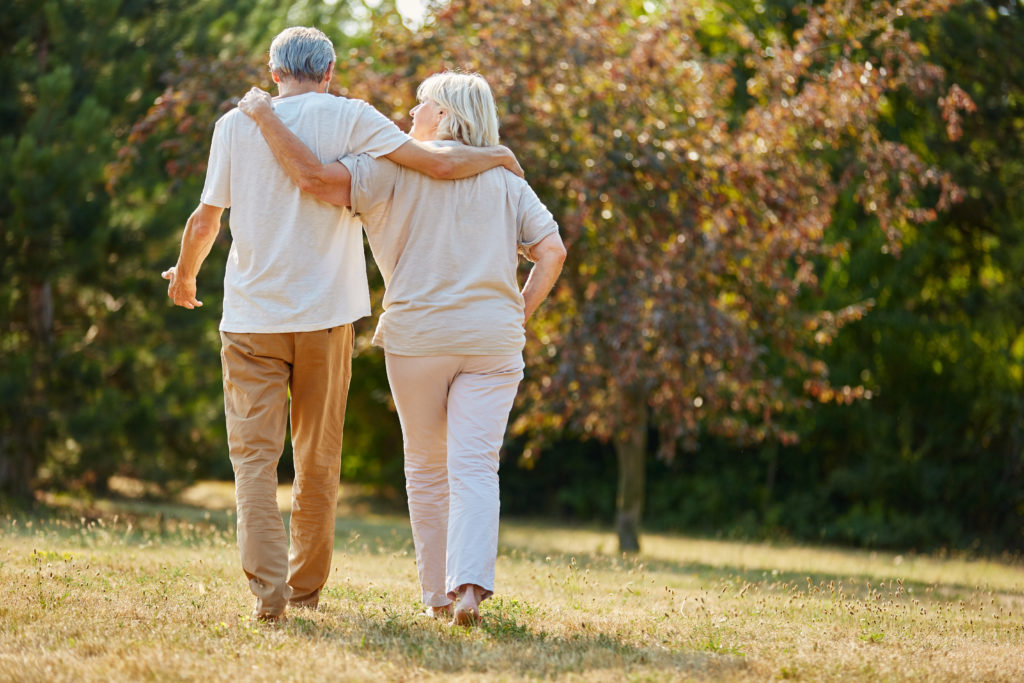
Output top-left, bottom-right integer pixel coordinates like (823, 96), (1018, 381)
(1, 0), (367, 498)
(3, 0), (1022, 553)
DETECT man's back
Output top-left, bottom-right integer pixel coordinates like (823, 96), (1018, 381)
(200, 93), (409, 333)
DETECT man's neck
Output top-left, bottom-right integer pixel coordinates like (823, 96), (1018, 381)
(276, 79), (326, 99)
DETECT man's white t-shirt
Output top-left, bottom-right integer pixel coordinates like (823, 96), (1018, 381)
(200, 92), (411, 333)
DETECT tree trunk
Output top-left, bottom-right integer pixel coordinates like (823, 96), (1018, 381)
(29, 281), (55, 346)
(614, 404), (648, 553)
(0, 433), (34, 503)
(0, 281), (55, 501)
(761, 444), (778, 523)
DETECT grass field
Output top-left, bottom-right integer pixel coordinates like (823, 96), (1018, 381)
(2, 482), (1023, 682)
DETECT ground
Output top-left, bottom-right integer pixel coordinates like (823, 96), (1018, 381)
(1, 482), (1022, 681)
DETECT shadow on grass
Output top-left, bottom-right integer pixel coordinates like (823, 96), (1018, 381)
(495, 536), (1024, 602)
(283, 594), (746, 678)
(3, 494), (414, 552)
(10, 495), (1022, 602)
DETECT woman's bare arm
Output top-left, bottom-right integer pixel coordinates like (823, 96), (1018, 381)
(522, 232), (567, 321)
(384, 139), (524, 180)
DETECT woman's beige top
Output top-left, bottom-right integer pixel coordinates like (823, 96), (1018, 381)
(341, 140), (559, 356)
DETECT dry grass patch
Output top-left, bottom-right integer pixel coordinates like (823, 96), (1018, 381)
(1, 495), (1023, 681)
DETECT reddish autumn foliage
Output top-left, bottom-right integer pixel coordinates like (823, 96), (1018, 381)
(120, 0), (970, 548)
(335, 1), (968, 460)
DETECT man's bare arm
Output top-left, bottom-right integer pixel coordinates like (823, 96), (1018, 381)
(238, 89), (351, 207)
(384, 139), (524, 180)
(162, 202), (224, 309)
(521, 232), (567, 321)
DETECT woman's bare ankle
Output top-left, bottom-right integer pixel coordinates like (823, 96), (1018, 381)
(452, 584), (483, 626)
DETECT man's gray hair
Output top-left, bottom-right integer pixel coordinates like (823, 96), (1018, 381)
(268, 27), (336, 83)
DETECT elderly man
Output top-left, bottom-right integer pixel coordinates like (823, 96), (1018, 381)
(162, 26), (520, 622)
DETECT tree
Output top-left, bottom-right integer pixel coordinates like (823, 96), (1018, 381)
(120, 0), (972, 552)
(780, 0), (1024, 549)
(1, 0), (199, 499)
(0, 0), (368, 500)
(340, 0), (966, 551)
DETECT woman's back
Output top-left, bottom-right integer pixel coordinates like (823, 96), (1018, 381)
(341, 141), (558, 356)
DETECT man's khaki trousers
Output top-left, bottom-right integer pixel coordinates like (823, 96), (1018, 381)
(220, 326), (353, 619)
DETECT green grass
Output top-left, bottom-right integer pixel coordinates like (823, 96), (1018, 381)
(1, 485), (1023, 681)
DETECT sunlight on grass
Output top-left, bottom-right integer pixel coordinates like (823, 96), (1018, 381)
(1, 494), (1023, 681)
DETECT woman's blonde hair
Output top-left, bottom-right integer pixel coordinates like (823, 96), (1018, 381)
(416, 71), (500, 147)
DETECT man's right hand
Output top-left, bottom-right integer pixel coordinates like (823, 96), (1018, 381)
(238, 87), (274, 122)
(162, 266), (203, 310)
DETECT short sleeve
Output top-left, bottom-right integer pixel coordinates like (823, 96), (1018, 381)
(346, 101), (413, 159)
(340, 153), (400, 218)
(515, 179), (559, 249)
(200, 114), (232, 208)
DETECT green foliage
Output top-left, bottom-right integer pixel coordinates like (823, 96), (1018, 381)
(0, 0), (363, 497)
(782, 0), (1024, 550)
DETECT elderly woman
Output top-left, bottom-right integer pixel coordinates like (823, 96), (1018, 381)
(239, 72), (566, 625)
